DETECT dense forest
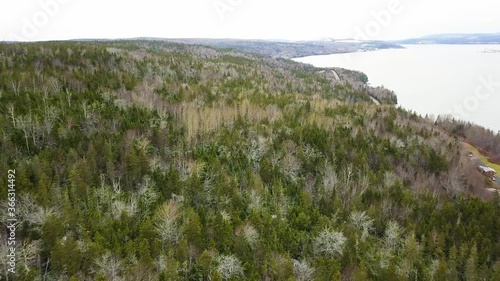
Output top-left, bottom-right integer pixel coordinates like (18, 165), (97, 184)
(1, 41), (500, 281)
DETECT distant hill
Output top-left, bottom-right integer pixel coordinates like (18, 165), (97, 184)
(130, 37), (404, 59)
(11, 37), (404, 58)
(396, 33), (500, 44)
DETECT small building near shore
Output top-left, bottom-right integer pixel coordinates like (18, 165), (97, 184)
(478, 166), (496, 178)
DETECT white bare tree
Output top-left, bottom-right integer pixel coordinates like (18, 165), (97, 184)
(313, 229), (347, 258)
(440, 166), (465, 197)
(7, 103), (16, 127)
(96, 179), (116, 210)
(247, 137), (267, 171)
(148, 156), (168, 173)
(293, 259), (315, 281)
(350, 211), (374, 241)
(65, 89), (73, 107)
(137, 176), (159, 210)
(0, 232), (10, 280)
(337, 165), (369, 208)
(134, 136), (155, 156)
(15, 113), (34, 153)
(384, 221), (403, 252)
(216, 255), (244, 280)
(383, 171), (398, 190)
(343, 164), (354, 187)
(18, 240), (41, 272)
(322, 164), (338, 197)
(154, 255), (168, 273)
(26, 207), (59, 227)
(381, 198), (393, 220)
(220, 210), (231, 223)
(154, 201), (180, 244)
(111, 198), (138, 220)
(42, 106), (57, 143)
(276, 194), (291, 220)
(283, 153), (301, 182)
(248, 190), (263, 212)
(47, 76), (62, 94)
(302, 144), (323, 162)
(93, 252), (123, 281)
(17, 194), (58, 230)
(236, 223), (259, 248)
(10, 78), (21, 96)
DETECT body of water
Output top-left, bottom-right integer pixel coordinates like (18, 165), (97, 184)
(295, 45), (500, 132)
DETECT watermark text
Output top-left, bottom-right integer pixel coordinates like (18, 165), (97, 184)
(6, 169), (17, 275)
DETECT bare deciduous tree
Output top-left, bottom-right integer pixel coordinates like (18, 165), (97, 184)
(7, 103), (15, 127)
(17, 194), (59, 229)
(322, 164), (338, 197)
(93, 253), (123, 281)
(283, 153), (301, 182)
(111, 198), (138, 220)
(216, 255), (244, 280)
(337, 166), (369, 209)
(0, 232), (10, 280)
(10, 78), (21, 96)
(350, 211), (374, 241)
(19, 240), (40, 272)
(154, 201), (181, 244)
(248, 190), (263, 212)
(384, 221), (403, 252)
(313, 229), (347, 258)
(137, 176), (159, 210)
(236, 223), (259, 248)
(15, 113), (34, 153)
(293, 259), (315, 281)
(42, 106), (58, 145)
(440, 166), (465, 197)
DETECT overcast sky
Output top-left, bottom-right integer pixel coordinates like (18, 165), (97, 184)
(1, 0), (499, 42)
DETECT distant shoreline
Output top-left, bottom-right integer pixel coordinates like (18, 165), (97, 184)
(295, 44), (500, 133)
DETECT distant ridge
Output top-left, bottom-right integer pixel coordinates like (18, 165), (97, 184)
(396, 33), (500, 44)
(66, 37), (404, 58)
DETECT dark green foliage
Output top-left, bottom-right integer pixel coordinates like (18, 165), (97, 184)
(1, 41), (499, 280)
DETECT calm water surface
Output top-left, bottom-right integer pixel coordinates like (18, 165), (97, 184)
(295, 45), (500, 132)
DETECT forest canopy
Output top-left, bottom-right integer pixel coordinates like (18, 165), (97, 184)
(0, 41), (499, 281)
